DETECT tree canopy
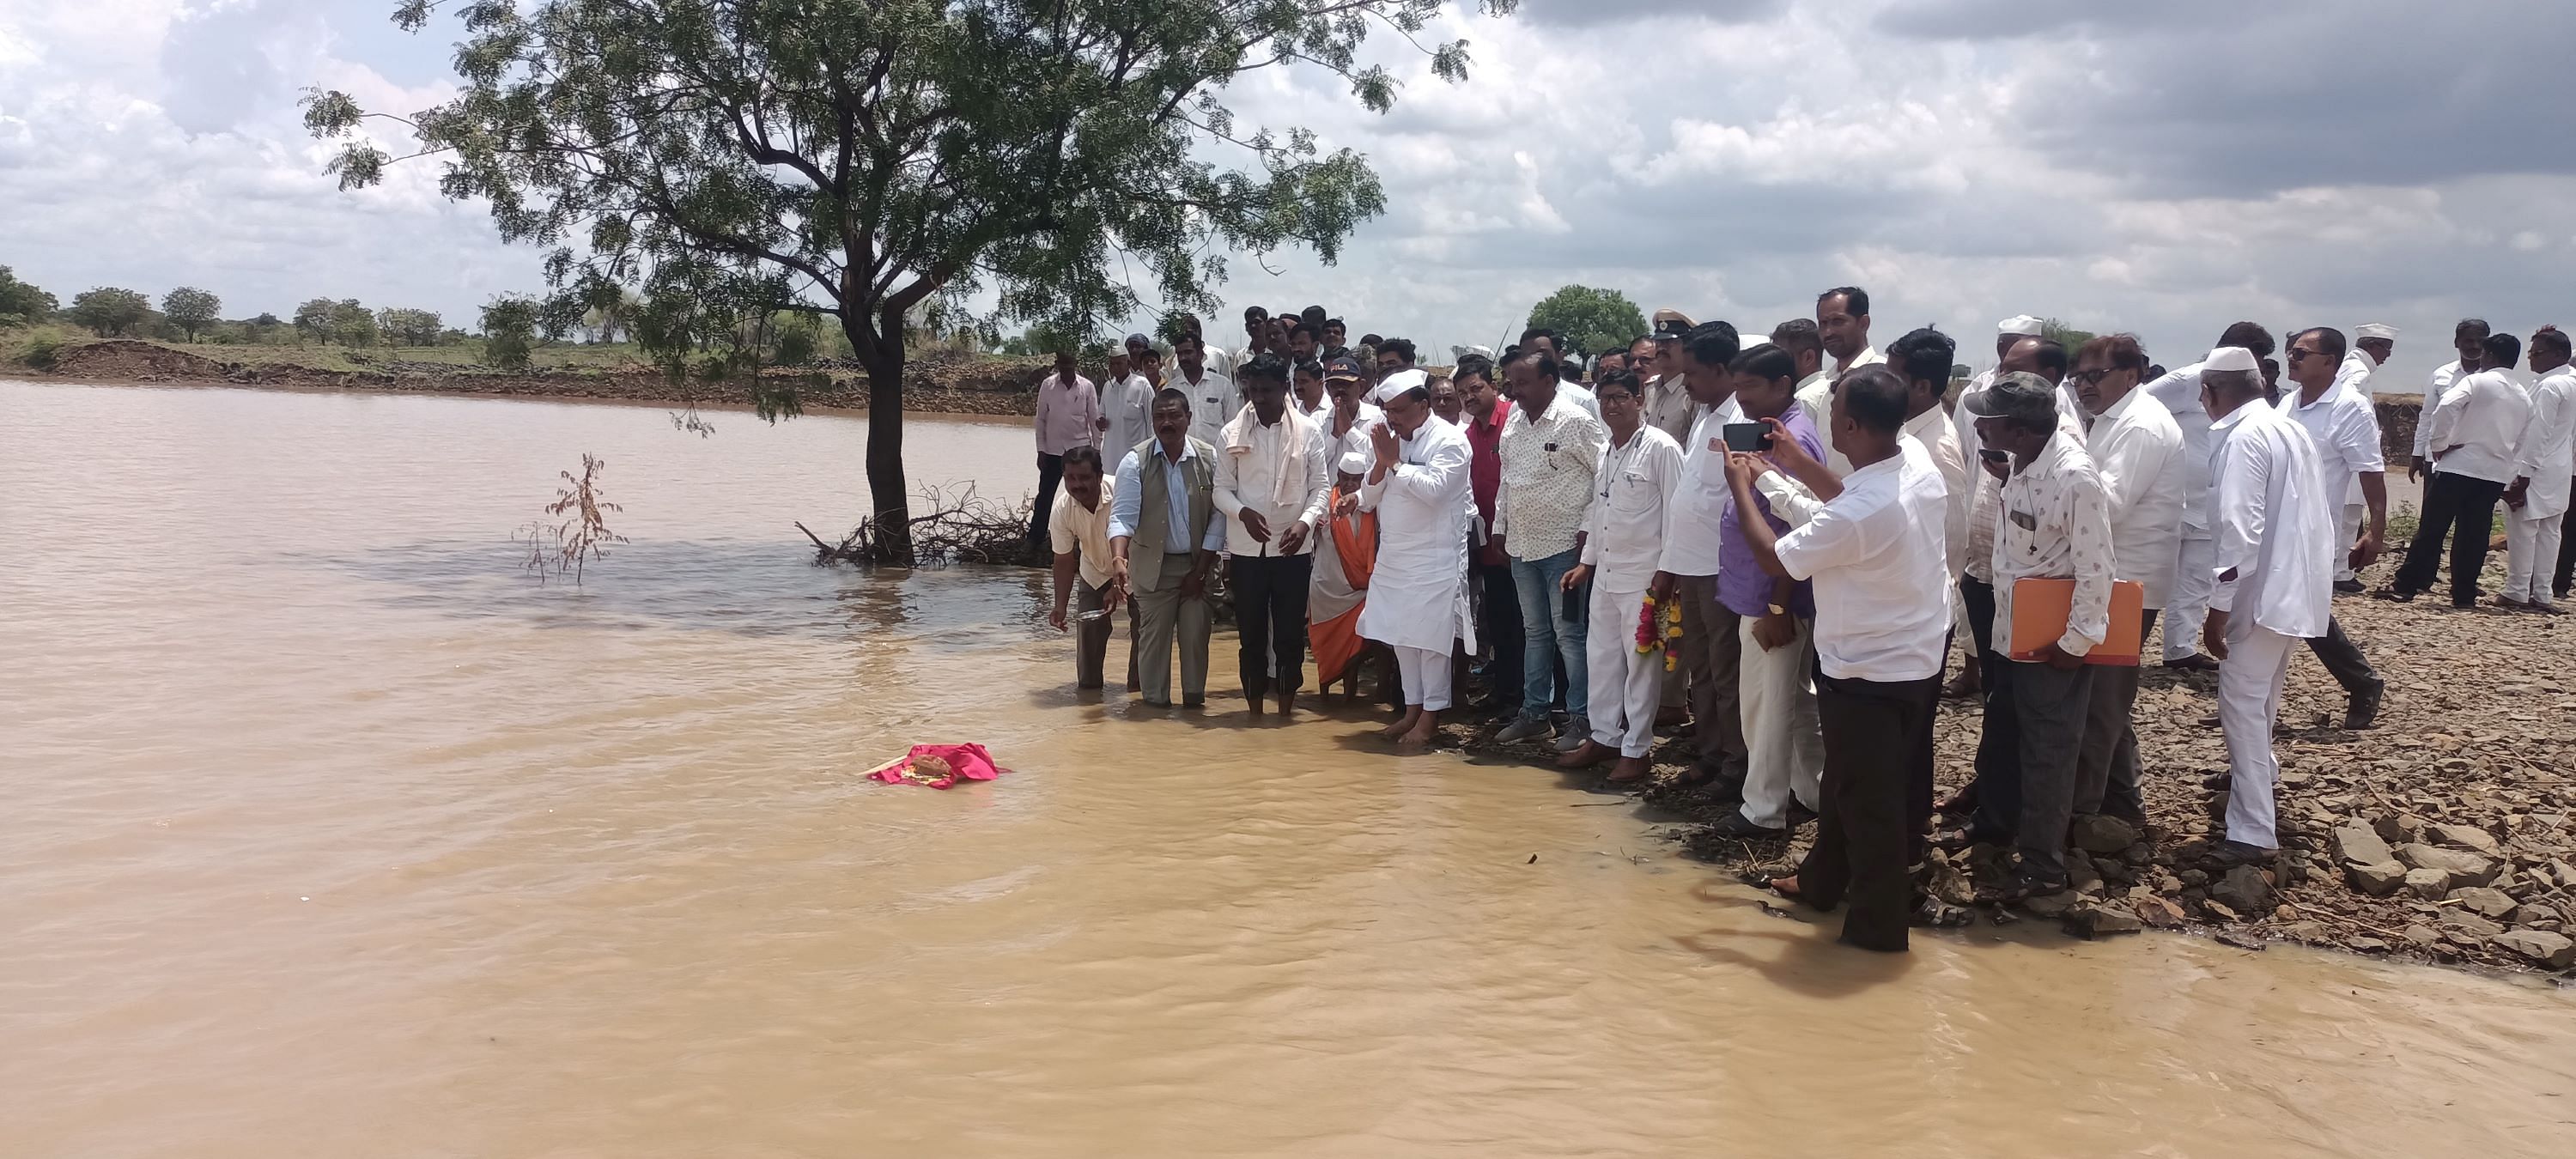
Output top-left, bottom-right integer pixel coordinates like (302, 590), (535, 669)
(161, 287), (223, 343)
(0, 265), (59, 325)
(307, 0), (1516, 561)
(1525, 284), (1646, 361)
(68, 288), (154, 337)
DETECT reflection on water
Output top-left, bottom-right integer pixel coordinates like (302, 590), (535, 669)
(3, 380), (2571, 1158)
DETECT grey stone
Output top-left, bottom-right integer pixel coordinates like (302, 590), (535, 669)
(2428, 823), (2501, 856)
(2277, 920), (2330, 943)
(2070, 814), (2141, 855)
(2402, 868), (2451, 900)
(2375, 813), (2427, 846)
(2063, 905), (2144, 939)
(2209, 865), (2275, 915)
(2512, 899), (2567, 926)
(2494, 930), (2576, 968)
(2023, 889), (2082, 918)
(2202, 899), (2241, 923)
(2439, 911), (2505, 939)
(2397, 843), (2497, 886)
(2348, 937), (2391, 952)
(2445, 886), (2518, 919)
(2068, 855), (2105, 895)
(2402, 924), (2441, 948)
(2331, 822), (2395, 868)
(2346, 860), (2409, 895)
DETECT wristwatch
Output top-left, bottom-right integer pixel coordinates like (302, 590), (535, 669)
(1766, 603), (1788, 616)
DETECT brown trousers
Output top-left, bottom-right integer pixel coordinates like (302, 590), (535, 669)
(1676, 573), (1747, 780)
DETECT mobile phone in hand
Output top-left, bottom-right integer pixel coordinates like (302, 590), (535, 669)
(1721, 422), (1771, 452)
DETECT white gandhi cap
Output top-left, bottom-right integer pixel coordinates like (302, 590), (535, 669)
(1997, 314), (2044, 336)
(2203, 346), (2261, 373)
(2356, 323), (2397, 341)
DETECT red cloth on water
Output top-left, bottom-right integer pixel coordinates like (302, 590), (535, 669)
(865, 743), (1009, 789)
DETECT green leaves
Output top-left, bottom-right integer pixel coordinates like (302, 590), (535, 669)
(66, 288), (153, 337)
(161, 287), (222, 342)
(1526, 285), (1649, 362)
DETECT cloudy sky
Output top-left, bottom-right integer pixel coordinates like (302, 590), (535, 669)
(5, 0), (2570, 389)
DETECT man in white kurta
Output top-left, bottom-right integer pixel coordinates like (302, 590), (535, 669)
(2393, 331), (2531, 607)
(2504, 329), (2576, 610)
(2200, 348), (2336, 856)
(1213, 354), (1333, 715)
(2142, 324), (2274, 669)
(1358, 383), (1476, 746)
(2072, 338), (2184, 823)
(1559, 373), (1685, 781)
(2324, 324), (2393, 589)
(2277, 327), (2390, 728)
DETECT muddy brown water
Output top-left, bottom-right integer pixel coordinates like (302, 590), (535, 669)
(3, 379), (2570, 1157)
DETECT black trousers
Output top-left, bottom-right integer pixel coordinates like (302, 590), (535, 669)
(2556, 490), (2576, 597)
(1473, 559), (1523, 713)
(2304, 615), (2378, 695)
(1030, 452), (1066, 548)
(2394, 470), (2506, 605)
(1801, 673), (1940, 953)
(1229, 554), (1314, 701)
(1959, 574), (2002, 689)
(1972, 658), (2095, 883)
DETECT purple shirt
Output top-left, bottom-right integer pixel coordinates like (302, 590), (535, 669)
(1718, 405), (1824, 618)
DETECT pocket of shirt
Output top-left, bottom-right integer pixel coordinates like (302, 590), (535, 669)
(1610, 470), (1657, 515)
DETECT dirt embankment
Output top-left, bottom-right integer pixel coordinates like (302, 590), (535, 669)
(37, 340), (1060, 417)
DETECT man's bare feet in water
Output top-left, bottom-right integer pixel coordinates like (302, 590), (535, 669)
(1397, 709), (1440, 748)
(1246, 696), (1266, 719)
(1381, 706), (1420, 740)
(1606, 755), (1654, 783)
(1276, 691), (1297, 719)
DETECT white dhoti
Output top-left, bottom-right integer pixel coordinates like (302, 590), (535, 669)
(2335, 502), (2364, 583)
(1393, 644), (1454, 710)
(2165, 535), (2216, 661)
(1584, 585), (1664, 757)
(1735, 616), (1825, 829)
(2506, 508), (2566, 605)
(2218, 624), (2297, 850)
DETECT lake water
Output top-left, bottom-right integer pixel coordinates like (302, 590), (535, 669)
(2, 379), (2570, 1157)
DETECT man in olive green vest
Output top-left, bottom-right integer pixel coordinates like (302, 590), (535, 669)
(1109, 389), (1227, 707)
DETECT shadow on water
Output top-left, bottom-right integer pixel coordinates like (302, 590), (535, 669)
(1670, 883), (1919, 996)
(299, 537), (1053, 646)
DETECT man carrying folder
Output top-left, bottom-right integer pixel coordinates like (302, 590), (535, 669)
(1957, 372), (2116, 901)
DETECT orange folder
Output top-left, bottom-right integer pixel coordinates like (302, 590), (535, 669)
(2007, 578), (2144, 665)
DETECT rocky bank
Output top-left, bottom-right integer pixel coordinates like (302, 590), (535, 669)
(1452, 572), (2576, 979)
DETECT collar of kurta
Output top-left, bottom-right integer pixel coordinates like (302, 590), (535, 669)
(2019, 431), (2082, 476)
(2209, 400), (2263, 434)
(2098, 385), (2152, 422)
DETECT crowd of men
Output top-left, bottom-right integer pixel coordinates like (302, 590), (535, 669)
(1027, 294), (2576, 954)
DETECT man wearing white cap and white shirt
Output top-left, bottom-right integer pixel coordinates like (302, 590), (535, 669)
(2198, 346), (2336, 859)
(2276, 327), (2389, 729)
(2324, 324), (2397, 592)
(2142, 322), (2276, 670)
(2501, 326), (2575, 610)
(1358, 378), (1477, 748)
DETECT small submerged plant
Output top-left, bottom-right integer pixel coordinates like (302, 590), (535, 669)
(516, 453), (629, 585)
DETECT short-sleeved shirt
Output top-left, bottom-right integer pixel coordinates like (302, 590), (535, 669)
(1717, 405), (1825, 617)
(1050, 479), (1118, 588)
(1774, 440), (1954, 682)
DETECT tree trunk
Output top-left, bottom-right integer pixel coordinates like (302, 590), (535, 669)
(850, 319), (914, 565)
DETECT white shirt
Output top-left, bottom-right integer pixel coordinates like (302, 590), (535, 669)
(2413, 360), (2468, 459)
(1657, 397), (1747, 576)
(1357, 417), (1476, 653)
(2208, 401), (2335, 640)
(2277, 375), (2384, 518)
(2142, 361), (2221, 535)
(1558, 381), (1602, 422)
(1108, 440), (1230, 554)
(1175, 367), (1239, 450)
(1834, 346), (1885, 375)
(1902, 404), (1969, 580)
(2321, 352), (2385, 504)
(1991, 433), (2116, 657)
(2087, 387), (2188, 610)
(2512, 365), (2576, 519)
(2427, 368), (2533, 486)
(1959, 377), (2087, 580)
(1101, 373), (1156, 466)
(1494, 394), (1609, 561)
(1579, 426), (1686, 592)
(1774, 439), (1954, 683)
(1049, 480), (1119, 588)
(1212, 405), (1330, 558)
(1795, 369), (1855, 476)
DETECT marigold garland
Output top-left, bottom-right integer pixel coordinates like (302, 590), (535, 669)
(1635, 592), (1687, 671)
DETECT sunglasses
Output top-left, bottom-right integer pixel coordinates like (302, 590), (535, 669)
(2071, 367), (2113, 385)
(2287, 347), (2324, 361)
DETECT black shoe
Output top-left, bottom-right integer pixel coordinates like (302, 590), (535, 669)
(2333, 579), (2366, 595)
(2208, 839), (2278, 866)
(1786, 801), (1820, 828)
(1976, 868), (2070, 905)
(2344, 679), (2385, 730)
(2372, 588), (2415, 603)
(1705, 811), (1786, 839)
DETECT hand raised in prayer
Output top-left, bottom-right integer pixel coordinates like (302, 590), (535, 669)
(1561, 563), (1592, 592)
(1277, 520), (1310, 555)
(1240, 508), (1273, 543)
(2202, 610), (2231, 662)
(1370, 421), (1400, 472)
(1752, 613), (1795, 652)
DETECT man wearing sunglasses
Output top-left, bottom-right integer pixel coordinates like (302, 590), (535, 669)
(2275, 328), (2388, 729)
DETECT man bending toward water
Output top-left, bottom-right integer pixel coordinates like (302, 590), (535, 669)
(1046, 446), (1120, 689)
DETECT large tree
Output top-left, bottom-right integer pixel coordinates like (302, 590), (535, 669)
(307, 0), (1516, 561)
(68, 288), (154, 337)
(1524, 284), (1645, 362)
(162, 287), (224, 343)
(0, 265), (59, 324)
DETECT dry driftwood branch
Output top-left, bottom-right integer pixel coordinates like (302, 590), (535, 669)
(805, 482), (1046, 567)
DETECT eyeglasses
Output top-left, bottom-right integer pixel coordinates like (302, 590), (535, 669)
(2071, 367), (2112, 385)
(2287, 347), (2323, 361)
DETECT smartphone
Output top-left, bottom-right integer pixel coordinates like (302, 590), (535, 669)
(1721, 422), (1771, 452)
(1979, 448), (2011, 464)
(1561, 582), (1584, 623)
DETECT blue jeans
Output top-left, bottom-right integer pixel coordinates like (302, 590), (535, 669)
(1510, 547), (1588, 722)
